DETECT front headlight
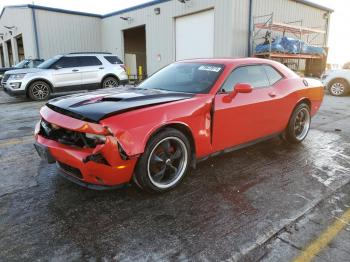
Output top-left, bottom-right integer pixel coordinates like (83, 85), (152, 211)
(8, 73), (26, 80)
(85, 133), (107, 144)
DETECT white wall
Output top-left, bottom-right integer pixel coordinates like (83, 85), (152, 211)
(0, 1), (330, 70)
(101, 0), (245, 74)
(35, 10), (102, 59)
(0, 7), (37, 66)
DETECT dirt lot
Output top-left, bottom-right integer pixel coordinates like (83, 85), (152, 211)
(0, 89), (350, 261)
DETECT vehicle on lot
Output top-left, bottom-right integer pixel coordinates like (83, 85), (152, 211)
(0, 58), (44, 82)
(321, 68), (350, 96)
(2, 52), (128, 101)
(34, 58), (324, 193)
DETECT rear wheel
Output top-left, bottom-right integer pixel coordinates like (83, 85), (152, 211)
(102, 76), (119, 88)
(284, 103), (311, 144)
(28, 81), (51, 101)
(328, 79), (349, 96)
(134, 128), (191, 193)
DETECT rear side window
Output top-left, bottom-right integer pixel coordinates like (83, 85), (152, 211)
(221, 65), (270, 92)
(104, 56), (123, 64)
(264, 65), (283, 85)
(53, 57), (79, 68)
(78, 56), (102, 66)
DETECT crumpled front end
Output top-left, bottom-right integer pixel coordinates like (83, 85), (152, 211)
(34, 106), (138, 188)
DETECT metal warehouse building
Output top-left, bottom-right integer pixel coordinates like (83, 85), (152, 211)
(0, 0), (332, 75)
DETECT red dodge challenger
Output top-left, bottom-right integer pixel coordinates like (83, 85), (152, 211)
(34, 58), (324, 192)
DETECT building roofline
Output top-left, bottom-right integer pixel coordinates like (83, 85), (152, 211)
(0, 4), (102, 19)
(293, 0), (334, 12)
(102, 0), (172, 18)
(0, 0), (333, 21)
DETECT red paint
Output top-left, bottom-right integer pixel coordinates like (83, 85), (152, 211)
(35, 58), (324, 187)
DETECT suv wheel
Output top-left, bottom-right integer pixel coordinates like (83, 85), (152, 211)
(102, 76), (119, 88)
(328, 79), (349, 96)
(28, 81), (51, 101)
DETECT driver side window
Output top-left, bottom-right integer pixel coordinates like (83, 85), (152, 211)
(52, 57), (79, 69)
(221, 65), (270, 92)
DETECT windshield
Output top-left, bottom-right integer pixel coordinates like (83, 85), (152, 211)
(37, 57), (60, 69)
(14, 60), (29, 68)
(138, 63), (224, 94)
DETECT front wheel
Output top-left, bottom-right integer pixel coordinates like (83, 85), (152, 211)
(134, 128), (191, 193)
(101, 76), (119, 88)
(284, 103), (311, 144)
(28, 81), (51, 101)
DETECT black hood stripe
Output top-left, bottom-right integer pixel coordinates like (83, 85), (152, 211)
(46, 88), (194, 122)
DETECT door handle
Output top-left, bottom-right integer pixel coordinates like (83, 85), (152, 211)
(99, 67), (104, 70)
(268, 92), (276, 98)
(72, 69), (79, 72)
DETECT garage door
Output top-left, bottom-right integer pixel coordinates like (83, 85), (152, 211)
(175, 10), (214, 61)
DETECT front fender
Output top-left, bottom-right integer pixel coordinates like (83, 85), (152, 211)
(100, 95), (214, 158)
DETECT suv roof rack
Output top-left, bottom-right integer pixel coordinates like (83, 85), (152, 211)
(68, 52), (112, 55)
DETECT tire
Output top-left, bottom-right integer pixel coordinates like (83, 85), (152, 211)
(284, 103), (311, 144)
(134, 128), (191, 193)
(101, 76), (119, 88)
(28, 81), (51, 101)
(328, 79), (349, 96)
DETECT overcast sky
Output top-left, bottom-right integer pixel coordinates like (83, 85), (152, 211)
(0, 0), (348, 65)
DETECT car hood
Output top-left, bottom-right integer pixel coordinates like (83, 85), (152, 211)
(5, 68), (44, 74)
(46, 87), (195, 122)
(0, 67), (14, 73)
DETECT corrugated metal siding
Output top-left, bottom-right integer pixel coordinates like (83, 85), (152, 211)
(252, 0), (328, 46)
(0, 7), (36, 66)
(35, 10), (102, 58)
(102, 0), (246, 74)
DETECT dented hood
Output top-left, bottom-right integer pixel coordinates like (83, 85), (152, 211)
(46, 87), (194, 122)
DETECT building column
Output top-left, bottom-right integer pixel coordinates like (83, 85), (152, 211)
(11, 37), (19, 65)
(2, 42), (9, 67)
(0, 49), (3, 68)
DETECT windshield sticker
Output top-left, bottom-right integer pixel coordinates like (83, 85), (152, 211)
(198, 65), (222, 72)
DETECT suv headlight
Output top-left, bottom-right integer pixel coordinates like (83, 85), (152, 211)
(9, 73), (26, 80)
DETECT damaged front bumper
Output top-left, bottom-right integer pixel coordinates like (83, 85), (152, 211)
(34, 107), (138, 189)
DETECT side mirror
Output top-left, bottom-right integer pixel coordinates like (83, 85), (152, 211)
(225, 83), (253, 101)
(52, 65), (62, 70)
(234, 83), (253, 94)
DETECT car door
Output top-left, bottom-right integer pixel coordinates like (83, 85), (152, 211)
(51, 56), (82, 90)
(78, 56), (104, 89)
(212, 64), (283, 152)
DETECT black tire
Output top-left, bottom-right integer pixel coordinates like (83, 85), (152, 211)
(101, 76), (119, 88)
(134, 128), (191, 193)
(328, 79), (349, 96)
(284, 103), (311, 144)
(28, 81), (51, 101)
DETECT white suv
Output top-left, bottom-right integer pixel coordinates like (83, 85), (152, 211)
(321, 69), (350, 96)
(1, 52), (129, 101)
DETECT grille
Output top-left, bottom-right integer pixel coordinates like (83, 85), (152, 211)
(2, 74), (10, 84)
(40, 119), (97, 148)
(57, 161), (83, 179)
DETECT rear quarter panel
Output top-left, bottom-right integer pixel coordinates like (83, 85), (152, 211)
(270, 77), (324, 133)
